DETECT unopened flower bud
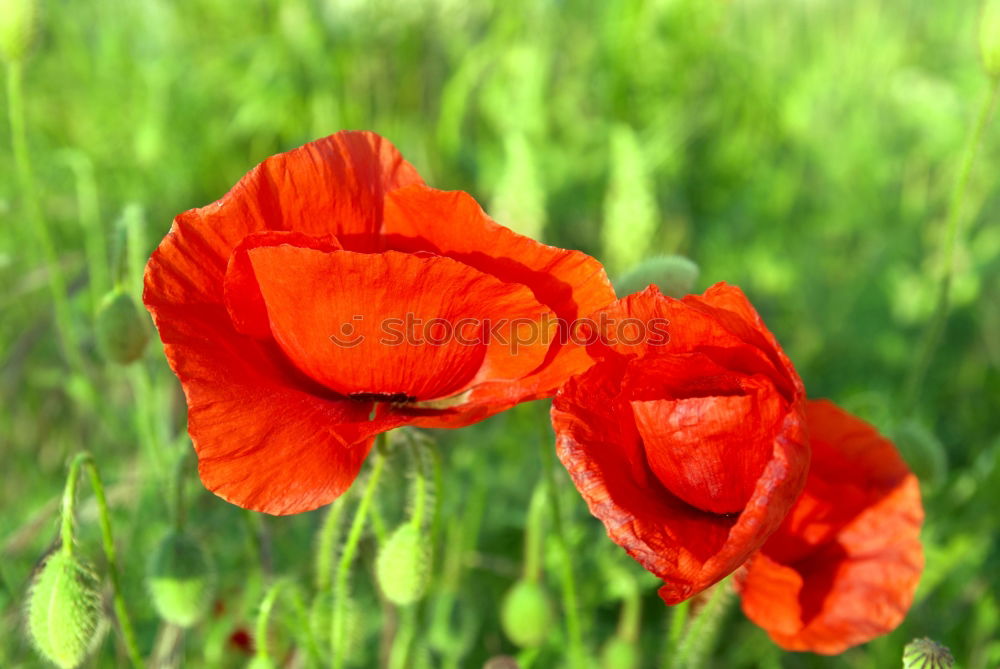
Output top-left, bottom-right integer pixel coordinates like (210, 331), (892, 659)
(26, 551), (103, 669)
(981, 0), (1000, 77)
(376, 524), (431, 606)
(615, 255), (700, 299)
(147, 531), (215, 627)
(601, 637), (639, 669)
(903, 637), (954, 668)
(0, 0), (37, 63)
(500, 580), (553, 649)
(95, 288), (149, 364)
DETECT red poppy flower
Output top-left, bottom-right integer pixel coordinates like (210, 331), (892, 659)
(144, 131), (615, 514)
(735, 399), (924, 654)
(551, 283), (809, 604)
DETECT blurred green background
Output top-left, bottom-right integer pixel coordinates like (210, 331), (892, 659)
(2, 0), (999, 667)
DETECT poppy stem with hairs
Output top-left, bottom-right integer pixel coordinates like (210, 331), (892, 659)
(903, 74), (1000, 414)
(388, 602), (418, 669)
(667, 579), (734, 669)
(254, 578), (309, 663)
(315, 496), (348, 592)
(537, 402), (586, 665)
(61, 452), (146, 668)
(331, 436), (389, 669)
(663, 598), (690, 662)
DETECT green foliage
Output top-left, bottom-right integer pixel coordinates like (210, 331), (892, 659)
(1, 0), (999, 667)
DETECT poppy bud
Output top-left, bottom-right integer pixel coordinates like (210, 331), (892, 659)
(26, 551), (103, 669)
(147, 531), (216, 627)
(902, 637), (954, 668)
(600, 637), (639, 669)
(980, 0), (1000, 77)
(615, 254), (700, 298)
(893, 419), (948, 487)
(376, 524), (432, 606)
(95, 288), (150, 364)
(500, 580), (553, 649)
(0, 0), (36, 63)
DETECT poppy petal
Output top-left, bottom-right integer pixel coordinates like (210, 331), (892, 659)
(632, 376), (783, 514)
(383, 185), (616, 396)
(143, 301), (375, 515)
(736, 400), (924, 654)
(145, 131), (423, 308)
(553, 362), (808, 604)
(224, 230), (342, 338)
(247, 246), (554, 401)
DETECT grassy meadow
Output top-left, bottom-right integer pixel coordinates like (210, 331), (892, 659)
(2, 0), (999, 667)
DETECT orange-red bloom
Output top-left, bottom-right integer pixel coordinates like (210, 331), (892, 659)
(551, 284), (809, 604)
(144, 131), (614, 514)
(735, 399), (924, 654)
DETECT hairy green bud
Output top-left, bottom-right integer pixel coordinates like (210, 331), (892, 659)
(147, 531), (215, 627)
(601, 637), (639, 669)
(0, 0), (37, 63)
(615, 254), (699, 299)
(500, 580), (553, 649)
(376, 524), (431, 606)
(26, 551), (103, 669)
(95, 288), (149, 364)
(903, 637), (954, 668)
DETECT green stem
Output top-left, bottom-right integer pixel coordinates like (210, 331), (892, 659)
(5, 59), (82, 372)
(61, 453), (145, 668)
(331, 439), (388, 669)
(522, 481), (547, 582)
(666, 599), (690, 657)
(254, 580), (287, 660)
(538, 405), (585, 665)
(315, 497), (347, 592)
(903, 76), (1000, 412)
(409, 444), (429, 531)
(128, 364), (168, 480)
(59, 455), (85, 557)
(171, 450), (189, 531)
(617, 579), (641, 643)
(662, 599), (691, 669)
(670, 580), (733, 669)
(388, 605), (416, 669)
(63, 151), (108, 313)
